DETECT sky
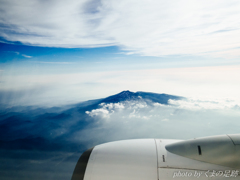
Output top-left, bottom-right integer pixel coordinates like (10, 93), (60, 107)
(1, 2), (240, 179)
(1, 0), (240, 107)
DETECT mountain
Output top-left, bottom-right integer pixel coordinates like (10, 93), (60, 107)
(0, 90), (182, 144)
(101, 90), (183, 104)
(0, 90), (184, 180)
(0, 90), (183, 150)
(72, 90), (182, 113)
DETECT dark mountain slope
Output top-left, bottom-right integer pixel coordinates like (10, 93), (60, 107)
(100, 90), (183, 104)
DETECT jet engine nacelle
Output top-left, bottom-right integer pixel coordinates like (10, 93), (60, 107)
(72, 134), (240, 180)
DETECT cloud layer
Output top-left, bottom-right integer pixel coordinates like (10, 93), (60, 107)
(1, 0), (240, 58)
(2, 65), (240, 107)
(86, 98), (240, 120)
(2, 96), (240, 180)
(80, 98), (240, 143)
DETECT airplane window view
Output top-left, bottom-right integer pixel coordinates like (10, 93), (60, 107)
(0, 1), (240, 180)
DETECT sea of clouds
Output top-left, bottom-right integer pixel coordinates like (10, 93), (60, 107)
(70, 97), (240, 146)
(1, 96), (240, 180)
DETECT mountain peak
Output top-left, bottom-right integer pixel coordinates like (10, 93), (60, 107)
(118, 90), (134, 96)
(100, 90), (183, 104)
(121, 90), (131, 93)
(101, 90), (137, 103)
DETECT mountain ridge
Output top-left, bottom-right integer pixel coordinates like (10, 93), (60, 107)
(100, 90), (183, 105)
(0, 90), (184, 151)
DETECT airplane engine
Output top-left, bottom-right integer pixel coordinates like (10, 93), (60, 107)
(72, 135), (240, 180)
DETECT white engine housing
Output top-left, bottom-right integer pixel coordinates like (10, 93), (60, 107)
(72, 134), (240, 180)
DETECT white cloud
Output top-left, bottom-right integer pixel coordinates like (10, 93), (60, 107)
(86, 108), (110, 118)
(22, 54), (32, 58)
(99, 102), (125, 111)
(86, 98), (240, 121)
(154, 103), (166, 107)
(6, 51), (32, 58)
(86, 100), (149, 120)
(86, 102), (125, 119)
(78, 98), (240, 142)
(169, 98), (240, 111)
(1, 0), (240, 58)
(29, 61), (74, 64)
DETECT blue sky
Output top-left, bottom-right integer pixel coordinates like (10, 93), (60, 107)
(1, 0), (240, 107)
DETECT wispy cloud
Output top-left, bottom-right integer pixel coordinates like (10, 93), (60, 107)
(5, 51), (32, 58)
(29, 61), (74, 64)
(22, 54), (32, 58)
(5, 51), (20, 55)
(0, 0), (240, 58)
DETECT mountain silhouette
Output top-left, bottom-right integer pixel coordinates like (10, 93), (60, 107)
(0, 90), (183, 151)
(101, 90), (182, 104)
(0, 90), (184, 180)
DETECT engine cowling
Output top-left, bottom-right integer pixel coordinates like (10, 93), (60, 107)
(72, 134), (240, 180)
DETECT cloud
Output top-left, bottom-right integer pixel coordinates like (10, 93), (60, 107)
(86, 108), (110, 119)
(5, 51), (19, 55)
(79, 97), (240, 144)
(0, 0), (240, 58)
(22, 54), (32, 58)
(5, 51), (32, 58)
(2, 96), (240, 180)
(86, 100), (149, 120)
(28, 61), (74, 64)
(1, 65), (240, 107)
(169, 98), (240, 110)
(86, 98), (240, 121)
